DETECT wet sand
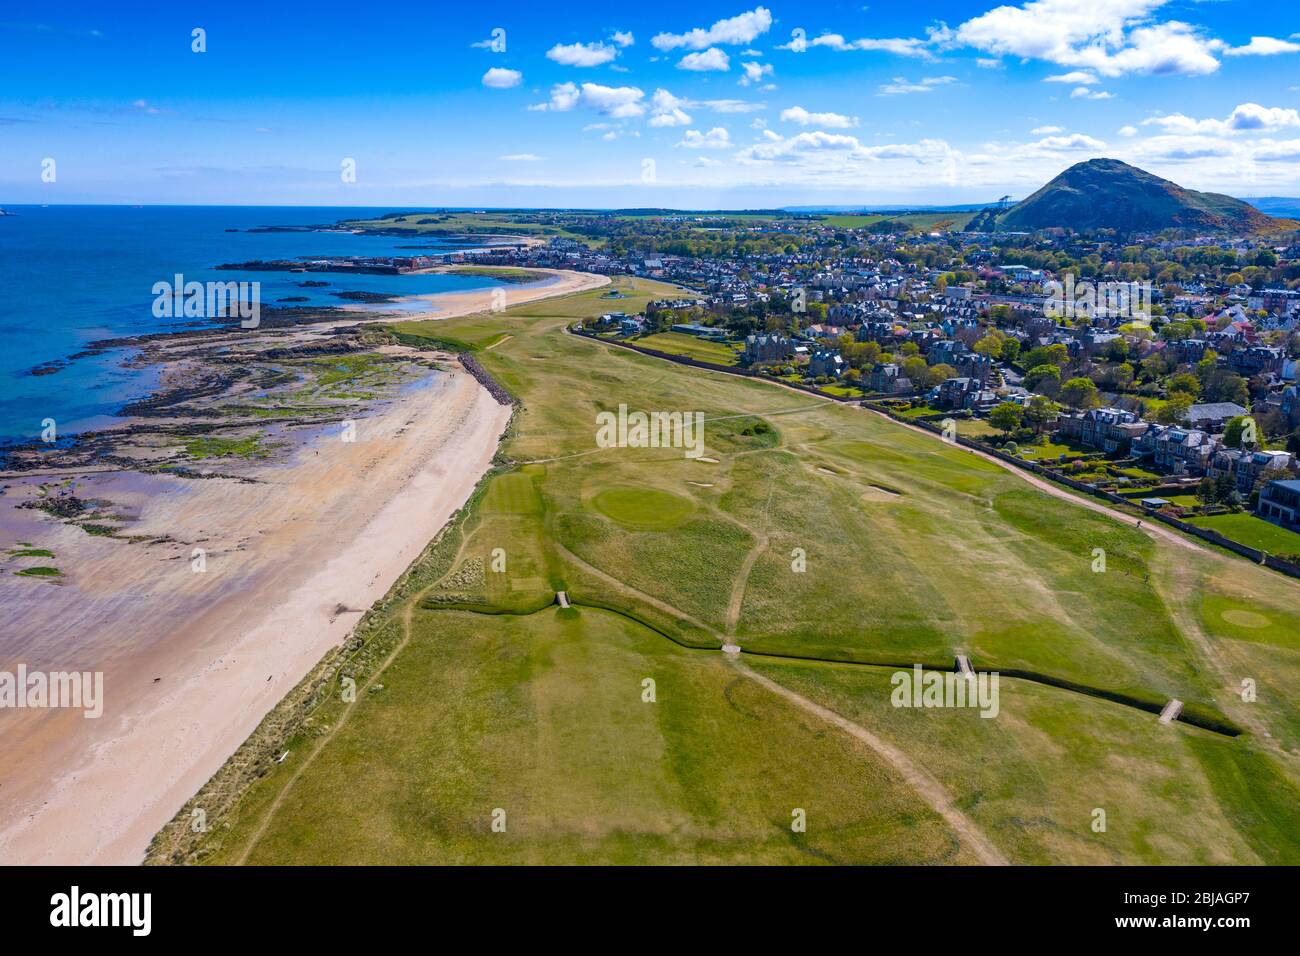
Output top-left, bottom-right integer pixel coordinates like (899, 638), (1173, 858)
(0, 268), (602, 864)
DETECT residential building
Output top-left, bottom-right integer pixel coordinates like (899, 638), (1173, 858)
(1209, 448), (1295, 495)
(1226, 346), (1283, 377)
(808, 349), (845, 378)
(1131, 425), (1218, 475)
(956, 352), (993, 385)
(1056, 407), (1148, 454)
(868, 363), (912, 394)
(1257, 479), (1300, 532)
(743, 333), (793, 364)
(1282, 385), (1300, 428)
(1186, 402), (1249, 432)
(938, 377), (980, 410)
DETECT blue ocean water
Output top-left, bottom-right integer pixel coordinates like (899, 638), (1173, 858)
(0, 205), (502, 444)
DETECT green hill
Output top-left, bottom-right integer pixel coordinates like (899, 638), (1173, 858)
(971, 158), (1291, 234)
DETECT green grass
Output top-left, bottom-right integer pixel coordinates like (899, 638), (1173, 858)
(156, 274), (1300, 867)
(956, 418), (1002, 439)
(589, 486), (697, 531)
(8, 548), (54, 558)
(443, 265), (537, 283)
(182, 433), (272, 460)
(634, 331), (741, 365)
(820, 214), (890, 228)
(341, 212), (594, 246)
(1017, 440), (1086, 461)
(15, 566), (61, 577)
(1186, 512), (1300, 555)
(79, 523), (119, 537)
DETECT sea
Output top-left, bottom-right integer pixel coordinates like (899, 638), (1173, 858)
(0, 205), (504, 445)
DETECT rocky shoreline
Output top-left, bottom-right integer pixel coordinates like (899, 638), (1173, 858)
(0, 303), (420, 480)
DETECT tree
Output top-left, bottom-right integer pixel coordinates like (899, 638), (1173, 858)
(1157, 392), (1192, 425)
(1025, 364), (1062, 393)
(926, 363), (957, 388)
(1023, 395), (1061, 435)
(1196, 476), (1218, 506)
(990, 402), (1024, 437)
(1000, 338), (1021, 364)
(1023, 343), (1069, 369)
(1059, 377), (1100, 409)
(901, 356), (929, 386)
(974, 332), (1005, 357)
(1166, 372), (1200, 399)
(1223, 415), (1257, 449)
(1101, 362), (1135, 390)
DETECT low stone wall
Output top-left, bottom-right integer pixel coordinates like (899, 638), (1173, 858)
(459, 354), (513, 406)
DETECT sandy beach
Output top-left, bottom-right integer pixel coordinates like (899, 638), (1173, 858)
(0, 267), (605, 865)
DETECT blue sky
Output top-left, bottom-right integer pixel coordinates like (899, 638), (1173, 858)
(1, 1), (1298, 207)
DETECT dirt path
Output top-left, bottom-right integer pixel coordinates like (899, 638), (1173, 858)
(734, 661), (1010, 866)
(725, 481), (774, 636)
(553, 541), (725, 642)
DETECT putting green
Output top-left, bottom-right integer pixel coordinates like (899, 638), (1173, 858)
(1221, 608), (1270, 629)
(590, 486), (695, 530)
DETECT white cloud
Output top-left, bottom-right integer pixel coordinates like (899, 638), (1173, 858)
(611, 31), (635, 48)
(1031, 125), (1064, 134)
(530, 81), (644, 117)
(547, 41), (619, 67)
(738, 131), (953, 168)
(694, 156), (724, 167)
(1070, 86), (1115, 99)
(781, 106), (857, 128)
(768, 1), (1300, 92)
(739, 61), (773, 86)
(784, 32), (932, 57)
(955, 0), (1223, 77)
(701, 98), (765, 113)
(644, 91), (764, 126)
(1119, 125), (1138, 136)
(653, 7), (773, 51)
(1224, 36), (1300, 57)
(1142, 102), (1300, 135)
(649, 89), (693, 127)
(678, 127), (733, 149)
(499, 153), (544, 161)
(580, 83), (647, 117)
(1034, 133), (1107, 150)
(678, 48), (731, 71)
(976, 57), (1003, 68)
(1044, 70), (1099, 84)
(481, 68), (522, 89)
(877, 75), (957, 95)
